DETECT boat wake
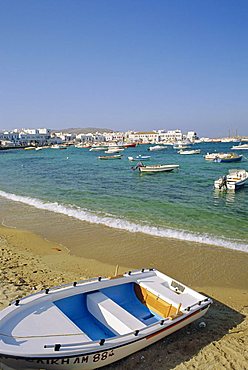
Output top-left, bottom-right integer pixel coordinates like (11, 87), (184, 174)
(0, 190), (247, 253)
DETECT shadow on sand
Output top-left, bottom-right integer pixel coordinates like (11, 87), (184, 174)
(105, 296), (245, 370)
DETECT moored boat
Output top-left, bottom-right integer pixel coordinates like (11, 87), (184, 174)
(98, 154), (122, 160)
(105, 148), (124, 154)
(214, 169), (248, 191)
(128, 155), (151, 161)
(231, 143), (248, 150)
(178, 149), (201, 155)
(216, 153), (242, 163)
(148, 145), (167, 151)
(0, 268), (212, 370)
(133, 163), (179, 173)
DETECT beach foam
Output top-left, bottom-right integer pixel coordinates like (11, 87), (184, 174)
(0, 190), (247, 253)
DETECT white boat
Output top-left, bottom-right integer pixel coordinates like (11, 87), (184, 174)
(148, 145), (167, 151)
(0, 268), (212, 370)
(231, 143), (248, 150)
(214, 169), (248, 191)
(35, 147), (43, 151)
(128, 155), (151, 161)
(137, 164), (179, 173)
(51, 145), (67, 150)
(178, 149), (201, 155)
(173, 143), (190, 150)
(89, 147), (106, 152)
(105, 148), (124, 154)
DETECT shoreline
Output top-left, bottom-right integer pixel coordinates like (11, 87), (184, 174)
(0, 222), (248, 369)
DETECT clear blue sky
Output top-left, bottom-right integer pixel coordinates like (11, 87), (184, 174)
(0, 0), (247, 137)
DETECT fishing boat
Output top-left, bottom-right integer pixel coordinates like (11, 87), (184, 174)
(215, 153), (243, 163)
(178, 149), (201, 155)
(133, 163), (179, 173)
(214, 169), (248, 191)
(231, 143), (248, 150)
(24, 146), (36, 150)
(128, 155), (151, 161)
(0, 268), (212, 370)
(204, 152), (229, 161)
(148, 145), (167, 151)
(98, 154), (122, 160)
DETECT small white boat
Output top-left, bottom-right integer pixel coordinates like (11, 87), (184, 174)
(214, 169), (248, 191)
(35, 147), (43, 151)
(105, 148), (124, 154)
(51, 145), (67, 150)
(178, 149), (201, 155)
(173, 143), (189, 150)
(89, 147), (106, 152)
(231, 143), (248, 150)
(148, 145), (167, 151)
(137, 164), (179, 173)
(0, 269), (212, 370)
(128, 155), (151, 161)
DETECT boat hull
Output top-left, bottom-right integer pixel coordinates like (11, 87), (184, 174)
(0, 306), (209, 370)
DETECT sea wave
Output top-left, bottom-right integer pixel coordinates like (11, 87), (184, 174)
(0, 190), (247, 253)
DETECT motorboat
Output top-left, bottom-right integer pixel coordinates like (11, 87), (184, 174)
(231, 143), (248, 150)
(133, 163), (179, 173)
(98, 155), (122, 160)
(214, 169), (248, 191)
(105, 148), (124, 154)
(0, 268), (212, 370)
(128, 155), (151, 161)
(148, 145), (167, 151)
(178, 149), (201, 155)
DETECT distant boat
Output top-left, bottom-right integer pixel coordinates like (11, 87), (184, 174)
(89, 147), (106, 151)
(133, 163), (179, 173)
(0, 268), (212, 370)
(105, 148), (124, 154)
(148, 145), (167, 151)
(178, 149), (201, 155)
(51, 144), (67, 150)
(231, 143), (248, 150)
(35, 147), (43, 151)
(122, 143), (137, 148)
(98, 154), (122, 160)
(214, 169), (248, 191)
(128, 155), (151, 161)
(24, 147), (35, 150)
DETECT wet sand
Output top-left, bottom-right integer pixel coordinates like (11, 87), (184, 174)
(0, 220), (248, 370)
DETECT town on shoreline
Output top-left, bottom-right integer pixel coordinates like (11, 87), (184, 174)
(0, 127), (247, 149)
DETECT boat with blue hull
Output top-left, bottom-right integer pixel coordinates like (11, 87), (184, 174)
(0, 269), (212, 370)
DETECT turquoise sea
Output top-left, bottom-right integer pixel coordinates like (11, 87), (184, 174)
(0, 142), (247, 252)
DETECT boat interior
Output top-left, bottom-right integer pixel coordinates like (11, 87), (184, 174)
(54, 282), (182, 341)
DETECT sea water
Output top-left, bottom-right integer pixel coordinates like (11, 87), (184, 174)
(0, 142), (247, 252)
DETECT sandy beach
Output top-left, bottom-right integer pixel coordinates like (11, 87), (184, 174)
(0, 223), (247, 370)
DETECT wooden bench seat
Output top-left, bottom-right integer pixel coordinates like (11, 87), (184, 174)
(87, 291), (146, 335)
